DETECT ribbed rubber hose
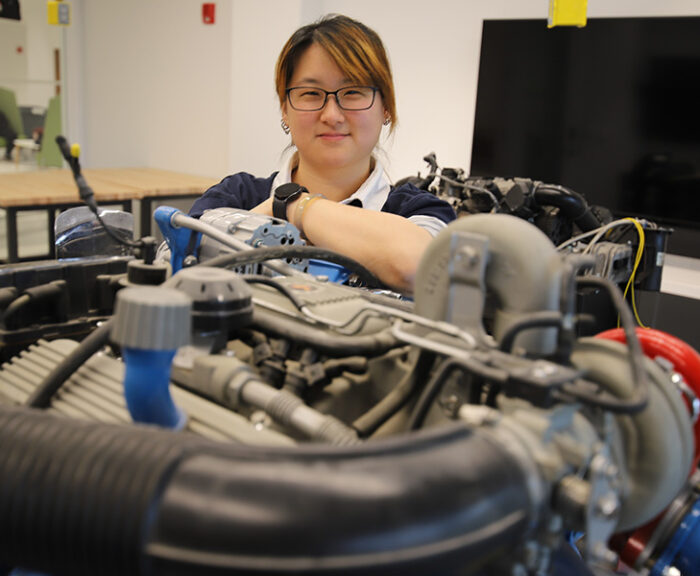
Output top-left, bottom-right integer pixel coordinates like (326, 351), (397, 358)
(25, 320), (113, 408)
(0, 406), (534, 576)
(0, 407), (207, 576)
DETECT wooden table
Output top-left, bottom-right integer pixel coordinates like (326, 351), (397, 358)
(84, 168), (217, 238)
(0, 168), (217, 262)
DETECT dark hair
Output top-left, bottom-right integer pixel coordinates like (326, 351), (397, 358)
(275, 14), (396, 130)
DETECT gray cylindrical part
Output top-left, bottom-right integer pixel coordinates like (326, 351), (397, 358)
(111, 286), (192, 350)
(571, 338), (694, 530)
(191, 356), (359, 445)
(240, 381), (360, 446)
(415, 214), (562, 355)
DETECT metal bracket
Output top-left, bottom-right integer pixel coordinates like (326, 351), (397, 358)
(585, 442), (622, 567)
(446, 232), (489, 339)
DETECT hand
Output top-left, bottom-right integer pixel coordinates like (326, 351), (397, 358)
(250, 197), (273, 217)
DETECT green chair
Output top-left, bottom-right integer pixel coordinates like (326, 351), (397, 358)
(0, 86), (25, 150)
(36, 94), (63, 168)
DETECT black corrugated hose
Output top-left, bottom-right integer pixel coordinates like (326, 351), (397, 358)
(0, 406), (534, 576)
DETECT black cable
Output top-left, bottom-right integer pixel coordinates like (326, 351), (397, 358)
(436, 173), (467, 189)
(204, 245), (381, 287)
(408, 356), (509, 431)
(0, 286), (18, 312)
(25, 320), (113, 408)
(1, 281), (68, 329)
(93, 209), (142, 249)
(55, 135), (143, 251)
(0, 294), (30, 328)
(352, 350), (435, 438)
(460, 180), (500, 209)
(241, 274), (306, 312)
(558, 276), (649, 414)
(498, 311), (563, 352)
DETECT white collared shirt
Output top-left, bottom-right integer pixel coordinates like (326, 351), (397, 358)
(270, 153), (447, 236)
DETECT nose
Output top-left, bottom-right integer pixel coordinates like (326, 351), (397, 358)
(320, 93), (345, 124)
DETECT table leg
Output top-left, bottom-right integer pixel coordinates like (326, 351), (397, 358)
(47, 208), (56, 259)
(140, 198), (152, 238)
(6, 208), (18, 263)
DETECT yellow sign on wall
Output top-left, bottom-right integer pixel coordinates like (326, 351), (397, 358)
(47, 1), (71, 26)
(548, 0), (587, 28)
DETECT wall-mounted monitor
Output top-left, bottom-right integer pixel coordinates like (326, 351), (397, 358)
(471, 17), (700, 257)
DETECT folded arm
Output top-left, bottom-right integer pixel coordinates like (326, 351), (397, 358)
(251, 195), (432, 293)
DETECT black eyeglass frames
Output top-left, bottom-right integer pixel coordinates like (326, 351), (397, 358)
(286, 86), (379, 111)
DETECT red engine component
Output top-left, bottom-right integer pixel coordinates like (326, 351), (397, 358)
(596, 327), (700, 470)
(597, 328), (700, 569)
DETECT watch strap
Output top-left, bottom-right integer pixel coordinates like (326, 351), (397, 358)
(272, 183), (306, 221)
(272, 195), (288, 220)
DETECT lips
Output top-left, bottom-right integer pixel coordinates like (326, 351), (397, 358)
(318, 133), (348, 141)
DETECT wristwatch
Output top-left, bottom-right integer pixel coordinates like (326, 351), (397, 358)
(272, 183), (307, 221)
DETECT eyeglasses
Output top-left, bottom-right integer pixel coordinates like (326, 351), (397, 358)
(286, 86), (379, 111)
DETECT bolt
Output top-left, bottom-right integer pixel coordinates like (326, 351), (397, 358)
(456, 246), (479, 268)
(250, 410), (271, 431)
(442, 394), (461, 417)
(595, 494), (619, 519)
(532, 362), (557, 379)
(183, 255), (198, 267)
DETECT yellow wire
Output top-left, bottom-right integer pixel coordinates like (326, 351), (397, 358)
(617, 218), (647, 328)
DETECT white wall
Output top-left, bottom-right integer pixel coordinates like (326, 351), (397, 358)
(0, 19), (28, 103)
(0, 5), (61, 109)
(22, 1), (62, 107)
(70, 0), (233, 175)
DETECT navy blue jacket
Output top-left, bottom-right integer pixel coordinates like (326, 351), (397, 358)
(189, 172), (456, 225)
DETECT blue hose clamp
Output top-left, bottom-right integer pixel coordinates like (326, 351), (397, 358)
(651, 498), (700, 576)
(154, 206), (202, 274)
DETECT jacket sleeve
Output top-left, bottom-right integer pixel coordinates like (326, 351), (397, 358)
(381, 184), (457, 224)
(189, 172), (276, 218)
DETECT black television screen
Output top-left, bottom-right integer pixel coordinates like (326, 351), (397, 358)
(471, 17), (700, 257)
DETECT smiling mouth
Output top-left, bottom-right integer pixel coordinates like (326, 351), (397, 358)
(318, 133), (348, 141)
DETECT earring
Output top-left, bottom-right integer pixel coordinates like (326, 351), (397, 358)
(281, 119), (290, 135)
(383, 116), (391, 126)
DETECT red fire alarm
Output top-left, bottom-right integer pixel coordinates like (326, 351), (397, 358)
(202, 3), (215, 24)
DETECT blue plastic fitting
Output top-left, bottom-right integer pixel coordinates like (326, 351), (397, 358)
(122, 347), (186, 430)
(154, 206), (201, 274)
(651, 498), (700, 576)
(307, 259), (351, 284)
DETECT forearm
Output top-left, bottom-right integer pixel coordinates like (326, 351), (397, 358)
(293, 197), (432, 293)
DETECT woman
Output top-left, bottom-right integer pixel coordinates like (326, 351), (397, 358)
(190, 14), (455, 293)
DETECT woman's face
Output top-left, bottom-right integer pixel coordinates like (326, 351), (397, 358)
(282, 43), (385, 176)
